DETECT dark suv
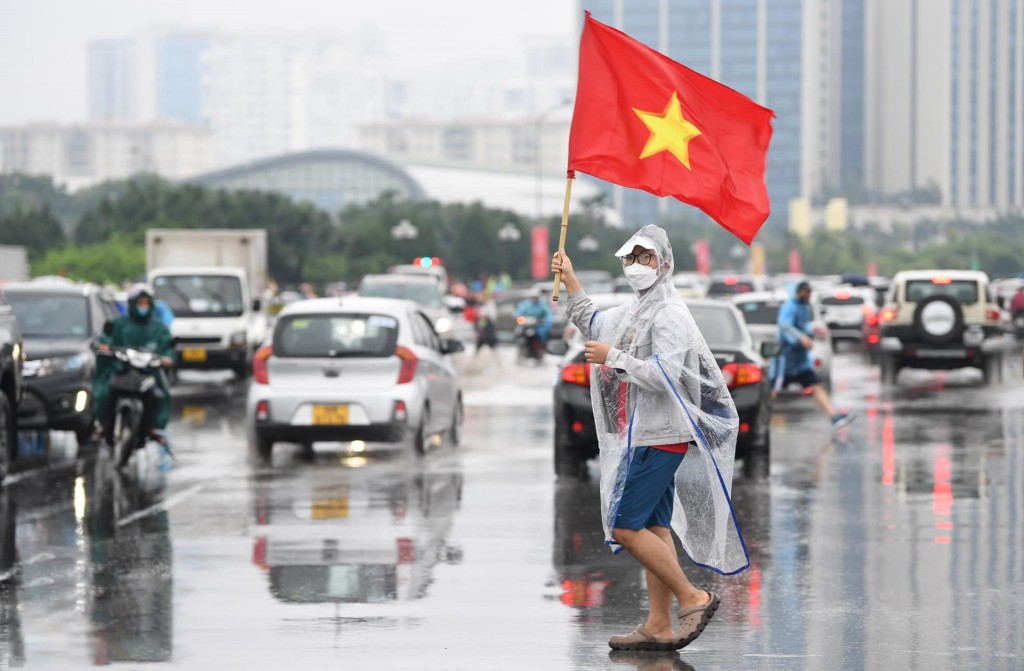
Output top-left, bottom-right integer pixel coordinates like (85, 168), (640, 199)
(0, 288), (24, 481)
(3, 281), (121, 449)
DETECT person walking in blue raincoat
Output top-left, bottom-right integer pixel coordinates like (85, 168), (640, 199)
(775, 281), (854, 429)
(552, 225), (748, 653)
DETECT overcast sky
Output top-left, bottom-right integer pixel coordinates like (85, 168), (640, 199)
(0, 0), (576, 124)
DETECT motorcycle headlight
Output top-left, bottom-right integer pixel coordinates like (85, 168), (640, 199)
(230, 330), (248, 348)
(434, 317), (452, 334)
(24, 354), (85, 378)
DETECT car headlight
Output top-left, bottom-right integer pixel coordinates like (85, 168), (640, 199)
(229, 330), (248, 348)
(434, 317), (452, 334)
(24, 354), (85, 378)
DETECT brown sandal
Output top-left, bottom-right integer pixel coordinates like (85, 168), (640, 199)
(608, 624), (678, 651)
(675, 591), (720, 649)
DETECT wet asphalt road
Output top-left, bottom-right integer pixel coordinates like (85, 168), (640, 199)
(0, 346), (1022, 670)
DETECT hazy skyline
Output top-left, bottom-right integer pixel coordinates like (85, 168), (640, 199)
(0, 0), (575, 124)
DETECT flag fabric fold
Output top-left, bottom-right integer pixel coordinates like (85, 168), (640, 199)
(568, 12), (775, 244)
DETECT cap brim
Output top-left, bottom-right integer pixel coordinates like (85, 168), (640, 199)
(614, 235), (658, 257)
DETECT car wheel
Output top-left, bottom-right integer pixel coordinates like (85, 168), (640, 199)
(982, 355), (1003, 386)
(253, 431), (274, 464)
(0, 393), (14, 483)
(880, 355), (899, 387)
(554, 436), (587, 480)
(414, 406), (431, 456)
(743, 431), (771, 479)
(448, 396), (464, 447)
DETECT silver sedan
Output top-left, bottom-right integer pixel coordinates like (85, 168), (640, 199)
(246, 296), (464, 462)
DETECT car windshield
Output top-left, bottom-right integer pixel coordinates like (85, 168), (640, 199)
(274, 314), (398, 358)
(905, 280), (979, 305)
(359, 280), (443, 308)
(7, 294), (90, 338)
(733, 300), (780, 325)
(688, 305), (745, 347)
(154, 274), (245, 317)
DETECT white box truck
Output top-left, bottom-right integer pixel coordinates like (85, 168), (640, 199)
(0, 245), (30, 282)
(146, 229), (268, 378)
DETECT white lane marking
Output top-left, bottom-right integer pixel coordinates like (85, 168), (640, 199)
(117, 482), (205, 527)
(744, 654), (823, 658)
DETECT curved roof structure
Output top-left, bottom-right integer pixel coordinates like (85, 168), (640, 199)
(189, 149), (426, 212)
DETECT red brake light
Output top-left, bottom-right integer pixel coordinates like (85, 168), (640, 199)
(561, 362), (590, 387)
(880, 307), (897, 322)
(721, 362), (763, 389)
(835, 290), (851, 300)
(395, 345), (418, 384)
(865, 313), (879, 326)
(253, 345), (273, 384)
(724, 277), (738, 285)
(813, 325), (829, 340)
(986, 308), (1002, 322)
(932, 277), (953, 285)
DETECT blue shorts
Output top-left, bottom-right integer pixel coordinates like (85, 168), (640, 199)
(614, 447), (686, 531)
(783, 369), (819, 389)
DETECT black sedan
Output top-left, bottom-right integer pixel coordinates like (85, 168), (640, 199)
(4, 281), (123, 449)
(548, 298), (777, 479)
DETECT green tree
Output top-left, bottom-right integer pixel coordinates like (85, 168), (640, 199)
(33, 236), (144, 285)
(0, 205), (67, 260)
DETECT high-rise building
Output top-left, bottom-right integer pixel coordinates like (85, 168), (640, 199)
(579, 0), (844, 230)
(88, 40), (138, 121)
(864, 0), (1024, 211)
(156, 32), (209, 124)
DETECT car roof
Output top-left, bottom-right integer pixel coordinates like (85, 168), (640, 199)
(893, 269), (990, 282)
(276, 296), (420, 318)
(360, 274), (438, 285)
(729, 290), (788, 303)
(1, 281), (102, 296)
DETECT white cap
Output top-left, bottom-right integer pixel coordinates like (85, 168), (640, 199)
(614, 235), (659, 257)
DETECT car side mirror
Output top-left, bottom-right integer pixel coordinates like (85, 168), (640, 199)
(545, 339), (569, 356)
(442, 339), (464, 355)
(103, 320), (115, 336)
(760, 341), (781, 359)
(252, 298), (262, 312)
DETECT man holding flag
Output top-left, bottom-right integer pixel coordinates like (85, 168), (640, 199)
(550, 12), (776, 653)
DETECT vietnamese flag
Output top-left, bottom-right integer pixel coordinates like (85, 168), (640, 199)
(568, 12), (775, 244)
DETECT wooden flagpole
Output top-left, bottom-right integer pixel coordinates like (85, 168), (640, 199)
(551, 174), (575, 302)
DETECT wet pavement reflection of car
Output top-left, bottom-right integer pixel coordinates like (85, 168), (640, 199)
(250, 461), (463, 604)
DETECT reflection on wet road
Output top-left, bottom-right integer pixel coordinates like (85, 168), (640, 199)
(1, 352), (1022, 669)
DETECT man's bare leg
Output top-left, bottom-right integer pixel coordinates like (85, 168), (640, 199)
(811, 384), (836, 417)
(613, 527), (708, 638)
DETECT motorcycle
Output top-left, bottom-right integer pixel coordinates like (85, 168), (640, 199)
(514, 315), (545, 364)
(98, 345), (171, 470)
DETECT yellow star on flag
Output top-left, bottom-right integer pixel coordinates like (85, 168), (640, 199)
(633, 92), (702, 169)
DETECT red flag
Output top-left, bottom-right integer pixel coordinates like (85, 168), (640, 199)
(568, 13), (775, 244)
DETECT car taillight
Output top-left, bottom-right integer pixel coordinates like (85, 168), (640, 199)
(561, 362), (590, 387)
(813, 325), (829, 340)
(880, 306), (897, 322)
(986, 307), (1002, 322)
(395, 346), (418, 384)
(393, 400), (408, 423)
(256, 400), (270, 422)
(253, 345), (273, 384)
(721, 362), (763, 389)
(864, 312), (879, 326)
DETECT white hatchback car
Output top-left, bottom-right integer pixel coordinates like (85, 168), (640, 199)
(247, 297), (464, 462)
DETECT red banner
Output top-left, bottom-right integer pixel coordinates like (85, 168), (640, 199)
(788, 250), (802, 274)
(867, 261), (878, 277)
(531, 226), (550, 279)
(693, 240), (711, 275)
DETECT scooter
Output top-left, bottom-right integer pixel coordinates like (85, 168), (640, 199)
(514, 315), (545, 364)
(99, 345), (172, 470)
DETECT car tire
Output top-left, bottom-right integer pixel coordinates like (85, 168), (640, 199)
(0, 393), (14, 483)
(253, 432), (274, 464)
(554, 436), (588, 480)
(76, 423), (96, 452)
(448, 395), (464, 447)
(982, 355), (1003, 386)
(743, 431), (771, 479)
(913, 295), (964, 345)
(880, 355), (899, 387)
(414, 406), (431, 456)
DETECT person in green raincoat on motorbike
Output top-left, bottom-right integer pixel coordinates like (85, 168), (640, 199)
(93, 283), (175, 445)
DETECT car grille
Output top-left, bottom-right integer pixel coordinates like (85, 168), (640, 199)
(177, 336), (222, 345)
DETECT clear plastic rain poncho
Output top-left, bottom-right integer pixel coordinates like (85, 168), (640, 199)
(564, 225), (749, 575)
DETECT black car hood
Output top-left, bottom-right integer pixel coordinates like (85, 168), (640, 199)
(23, 337), (92, 360)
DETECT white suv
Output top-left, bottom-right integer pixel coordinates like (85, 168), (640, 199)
(878, 270), (1012, 385)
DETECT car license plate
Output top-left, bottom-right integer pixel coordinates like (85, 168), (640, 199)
(917, 348), (967, 358)
(182, 406), (206, 423)
(311, 497), (349, 519)
(312, 404), (349, 425)
(182, 348), (207, 363)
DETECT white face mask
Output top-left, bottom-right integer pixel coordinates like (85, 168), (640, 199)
(623, 263), (658, 291)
